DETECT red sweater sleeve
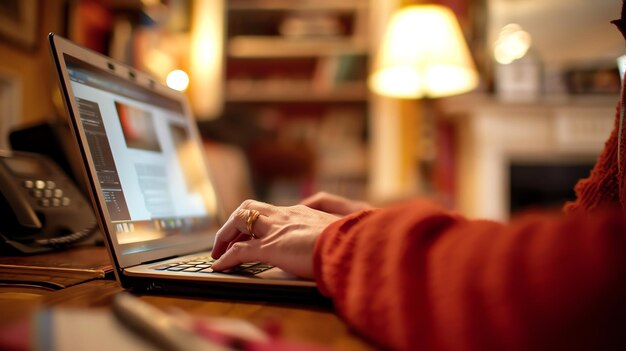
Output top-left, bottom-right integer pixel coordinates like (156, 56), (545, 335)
(313, 200), (626, 350)
(563, 102), (622, 213)
(564, 15), (626, 212)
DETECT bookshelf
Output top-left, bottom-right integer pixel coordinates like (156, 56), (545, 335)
(228, 36), (368, 58)
(224, 0), (371, 204)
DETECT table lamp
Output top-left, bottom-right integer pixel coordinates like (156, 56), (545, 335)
(369, 4), (478, 98)
(368, 4), (478, 197)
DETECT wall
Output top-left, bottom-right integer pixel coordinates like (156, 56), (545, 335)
(0, 1), (66, 127)
(488, 0), (623, 67)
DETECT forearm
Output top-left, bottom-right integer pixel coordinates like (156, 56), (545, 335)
(314, 199), (466, 350)
(314, 200), (626, 350)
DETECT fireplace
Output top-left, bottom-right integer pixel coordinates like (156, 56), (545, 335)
(509, 161), (595, 215)
(446, 95), (616, 221)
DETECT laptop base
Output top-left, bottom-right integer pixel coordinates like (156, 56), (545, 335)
(128, 276), (333, 308)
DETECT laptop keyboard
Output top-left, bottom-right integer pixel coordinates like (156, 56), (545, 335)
(150, 256), (273, 276)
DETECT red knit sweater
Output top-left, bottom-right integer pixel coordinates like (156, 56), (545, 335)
(312, 18), (626, 351)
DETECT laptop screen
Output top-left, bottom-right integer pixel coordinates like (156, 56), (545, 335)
(63, 54), (218, 253)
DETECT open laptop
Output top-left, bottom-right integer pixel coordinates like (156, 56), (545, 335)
(48, 33), (324, 304)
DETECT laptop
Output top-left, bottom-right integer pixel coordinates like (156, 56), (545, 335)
(48, 33), (324, 304)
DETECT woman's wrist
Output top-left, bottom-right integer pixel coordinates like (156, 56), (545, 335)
(312, 209), (375, 295)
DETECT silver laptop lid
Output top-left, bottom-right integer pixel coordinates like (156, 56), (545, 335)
(49, 34), (221, 269)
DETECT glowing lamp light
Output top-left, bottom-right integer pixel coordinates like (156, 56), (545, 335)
(166, 69), (189, 91)
(369, 4), (479, 98)
(493, 24), (532, 65)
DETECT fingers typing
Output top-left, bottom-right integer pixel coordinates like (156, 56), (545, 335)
(212, 241), (260, 271)
(212, 200), (272, 259)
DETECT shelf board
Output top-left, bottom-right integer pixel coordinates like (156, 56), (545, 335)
(228, 0), (368, 11)
(440, 92), (619, 117)
(228, 36), (368, 58)
(226, 84), (368, 102)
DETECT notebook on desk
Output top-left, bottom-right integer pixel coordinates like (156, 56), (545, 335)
(48, 33), (323, 304)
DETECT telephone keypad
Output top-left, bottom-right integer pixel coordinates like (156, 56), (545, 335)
(25, 179), (72, 208)
(1, 152), (98, 254)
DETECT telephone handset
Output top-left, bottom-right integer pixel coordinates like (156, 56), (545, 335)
(0, 150), (97, 254)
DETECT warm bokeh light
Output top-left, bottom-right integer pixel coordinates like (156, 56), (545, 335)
(144, 49), (175, 79)
(369, 4), (479, 98)
(493, 23), (532, 65)
(166, 69), (189, 91)
(618, 55), (626, 81)
(141, 0), (160, 6)
(190, 0), (224, 119)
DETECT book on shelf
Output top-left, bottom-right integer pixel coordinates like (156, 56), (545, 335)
(312, 54), (367, 93)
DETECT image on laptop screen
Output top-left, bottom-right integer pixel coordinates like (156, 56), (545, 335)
(63, 54), (218, 251)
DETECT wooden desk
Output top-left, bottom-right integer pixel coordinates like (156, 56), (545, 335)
(0, 249), (375, 350)
(0, 245), (112, 289)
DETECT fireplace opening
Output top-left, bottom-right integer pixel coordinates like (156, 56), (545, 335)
(509, 162), (595, 215)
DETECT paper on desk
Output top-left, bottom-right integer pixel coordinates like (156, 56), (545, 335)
(33, 309), (158, 351)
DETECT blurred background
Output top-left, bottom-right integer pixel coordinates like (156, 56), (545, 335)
(0, 0), (623, 221)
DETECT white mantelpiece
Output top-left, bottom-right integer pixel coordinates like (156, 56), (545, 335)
(444, 94), (616, 221)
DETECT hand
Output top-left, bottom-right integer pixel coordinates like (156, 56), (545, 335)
(300, 192), (372, 216)
(211, 200), (340, 279)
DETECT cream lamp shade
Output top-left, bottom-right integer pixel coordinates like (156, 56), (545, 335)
(369, 4), (479, 98)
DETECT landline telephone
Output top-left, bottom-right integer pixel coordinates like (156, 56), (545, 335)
(0, 150), (97, 254)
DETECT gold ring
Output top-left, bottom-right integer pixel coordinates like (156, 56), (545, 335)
(245, 209), (261, 239)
